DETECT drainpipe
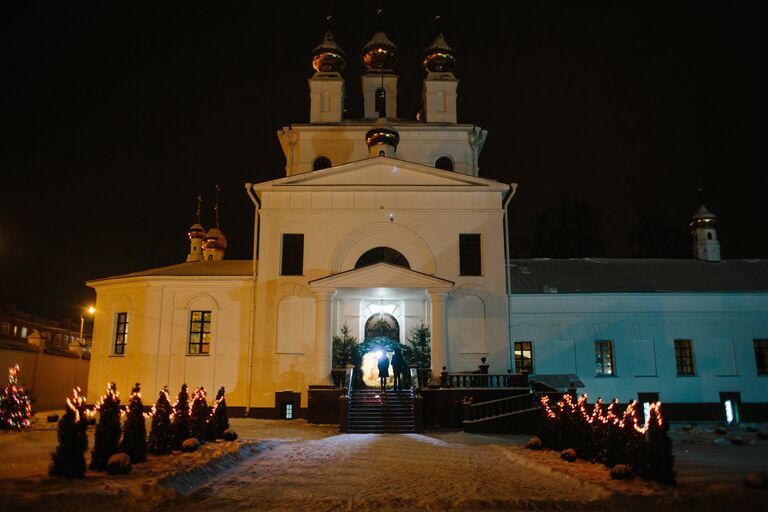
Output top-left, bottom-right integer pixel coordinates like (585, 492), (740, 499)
(502, 183), (518, 370)
(245, 183), (261, 416)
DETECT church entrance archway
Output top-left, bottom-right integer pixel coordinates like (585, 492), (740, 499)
(359, 313), (404, 388)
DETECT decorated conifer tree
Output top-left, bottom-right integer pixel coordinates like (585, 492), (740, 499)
(118, 383), (147, 463)
(644, 403), (676, 485)
(49, 387), (89, 478)
(0, 364), (32, 430)
(189, 386), (209, 442)
(90, 382), (121, 471)
(148, 387), (174, 455)
(171, 384), (190, 450)
(209, 386), (229, 439)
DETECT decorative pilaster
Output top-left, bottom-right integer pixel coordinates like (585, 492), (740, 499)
(313, 291), (336, 384)
(427, 291), (449, 382)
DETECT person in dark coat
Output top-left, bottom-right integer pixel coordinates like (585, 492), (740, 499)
(391, 347), (406, 391)
(377, 351), (390, 391)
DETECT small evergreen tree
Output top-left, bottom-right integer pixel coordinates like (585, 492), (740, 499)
(0, 364), (32, 430)
(172, 384), (191, 450)
(407, 324), (431, 369)
(90, 382), (121, 471)
(644, 403), (676, 485)
(189, 386), (209, 442)
(49, 387), (89, 478)
(209, 386), (229, 439)
(332, 323), (357, 368)
(148, 387), (173, 455)
(118, 383), (147, 463)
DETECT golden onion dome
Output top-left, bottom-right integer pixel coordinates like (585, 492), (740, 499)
(365, 116), (400, 151)
(203, 227), (228, 251)
(423, 33), (456, 73)
(361, 31), (399, 72)
(187, 223), (205, 240)
(311, 30), (346, 73)
(690, 205), (717, 230)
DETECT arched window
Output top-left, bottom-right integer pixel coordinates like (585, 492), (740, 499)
(375, 87), (386, 116)
(365, 313), (400, 341)
(435, 156), (454, 171)
(354, 247), (410, 269)
(313, 156), (332, 171)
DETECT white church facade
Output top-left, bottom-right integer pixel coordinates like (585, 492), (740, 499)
(86, 16), (768, 424)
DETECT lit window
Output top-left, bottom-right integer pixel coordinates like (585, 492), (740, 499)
(0, 322), (9, 336)
(281, 234), (304, 275)
(188, 310), (212, 354)
(674, 339), (695, 375)
(754, 339), (768, 375)
(20, 327), (27, 338)
(113, 312), (128, 355)
(595, 340), (615, 376)
(459, 234), (482, 276)
(284, 403), (293, 419)
(514, 341), (533, 374)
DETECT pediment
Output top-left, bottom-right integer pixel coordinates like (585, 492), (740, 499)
(308, 262), (454, 292)
(250, 156), (509, 191)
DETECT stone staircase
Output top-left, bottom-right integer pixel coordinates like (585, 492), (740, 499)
(348, 388), (415, 433)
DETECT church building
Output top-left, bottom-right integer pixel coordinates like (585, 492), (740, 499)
(86, 13), (768, 424)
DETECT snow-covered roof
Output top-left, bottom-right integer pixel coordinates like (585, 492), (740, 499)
(508, 258), (768, 293)
(88, 260), (253, 284)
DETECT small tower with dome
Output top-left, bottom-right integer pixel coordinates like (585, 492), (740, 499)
(308, 15), (346, 124)
(422, 16), (458, 123)
(186, 195), (205, 262)
(690, 203), (721, 262)
(202, 186), (227, 261)
(361, 8), (399, 119)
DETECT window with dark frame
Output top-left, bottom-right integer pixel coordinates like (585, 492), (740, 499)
(514, 341), (533, 374)
(188, 310), (211, 355)
(459, 234), (481, 276)
(281, 234), (304, 275)
(754, 339), (768, 375)
(435, 156), (454, 171)
(313, 156), (331, 171)
(113, 312), (128, 355)
(595, 340), (615, 376)
(674, 339), (695, 375)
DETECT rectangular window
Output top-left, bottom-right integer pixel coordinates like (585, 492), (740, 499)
(595, 340), (615, 376)
(188, 310), (212, 354)
(674, 339), (695, 375)
(0, 322), (9, 336)
(459, 234), (482, 276)
(754, 339), (768, 375)
(281, 234), (304, 275)
(20, 326), (27, 338)
(514, 341), (533, 374)
(113, 312), (128, 355)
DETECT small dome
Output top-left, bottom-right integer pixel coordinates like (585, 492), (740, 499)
(311, 30), (346, 73)
(361, 31), (399, 72)
(690, 205), (717, 230)
(188, 223), (205, 240)
(423, 33), (456, 73)
(365, 117), (400, 151)
(203, 227), (228, 251)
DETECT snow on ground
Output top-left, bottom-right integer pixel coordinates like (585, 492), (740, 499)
(0, 414), (766, 511)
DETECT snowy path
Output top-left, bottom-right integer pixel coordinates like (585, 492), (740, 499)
(171, 432), (612, 511)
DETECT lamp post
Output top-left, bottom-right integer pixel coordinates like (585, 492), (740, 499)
(79, 306), (95, 347)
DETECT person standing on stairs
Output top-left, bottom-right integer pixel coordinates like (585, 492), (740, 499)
(391, 347), (406, 391)
(377, 351), (390, 392)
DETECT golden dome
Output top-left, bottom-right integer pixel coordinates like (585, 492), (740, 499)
(203, 227), (228, 251)
(311, 30), (346, 73)
(365, 117), (400, 150)
(361, 31), (398, 72)
(423, 33), (456, 73)
(187, 223), (205, 240)
(690, 205), (717, 230)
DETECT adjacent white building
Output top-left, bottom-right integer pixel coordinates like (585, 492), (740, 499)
(86, 16), (768, 422)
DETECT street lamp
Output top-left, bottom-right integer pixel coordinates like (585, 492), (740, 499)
(79, 306), (95, 347)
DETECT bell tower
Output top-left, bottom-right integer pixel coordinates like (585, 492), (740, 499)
(308, 15), (346, 124)
(690, 204), (721, 262)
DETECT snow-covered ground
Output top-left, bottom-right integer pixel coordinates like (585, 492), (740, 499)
(0, 413), (766, 511)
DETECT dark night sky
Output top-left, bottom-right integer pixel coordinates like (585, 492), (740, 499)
(0, 1), (763, 321)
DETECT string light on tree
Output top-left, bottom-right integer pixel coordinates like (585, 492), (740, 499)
(0, 364), (32, 430)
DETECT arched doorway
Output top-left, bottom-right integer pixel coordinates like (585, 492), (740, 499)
(360, 313), (402, 388)
(364, 312), (400, 341)
(355, 247), (410, 269)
